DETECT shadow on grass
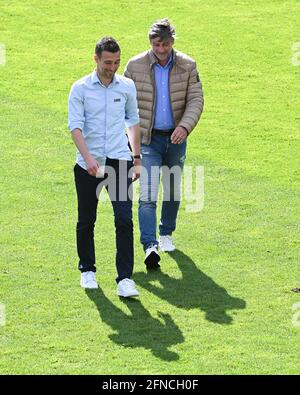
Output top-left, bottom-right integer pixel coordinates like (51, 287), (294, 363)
(85, 287), (184, 361)
(134, 249), (246, 324)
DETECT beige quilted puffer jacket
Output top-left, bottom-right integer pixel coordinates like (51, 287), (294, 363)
(124, 49), (204, 145)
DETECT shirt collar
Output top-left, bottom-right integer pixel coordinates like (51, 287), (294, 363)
(165, 52), (173, 67)
(149, 49), (174, 68)
(91, 70), (120, 87)
(91, 70), (100, 84)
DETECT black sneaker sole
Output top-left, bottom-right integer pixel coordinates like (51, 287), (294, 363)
(145, 251), (161, 271)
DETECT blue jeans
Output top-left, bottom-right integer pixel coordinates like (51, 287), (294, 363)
(139, 134), (187, 251)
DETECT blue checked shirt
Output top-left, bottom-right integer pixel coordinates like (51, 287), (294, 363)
(153, 54), (174, 130)
(68, 70), (139, 169)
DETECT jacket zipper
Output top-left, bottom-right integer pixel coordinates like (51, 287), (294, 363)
(168, 62), (175, 127)
(149, 65), (156, 143)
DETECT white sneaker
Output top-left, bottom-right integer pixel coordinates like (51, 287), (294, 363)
(80, 271), (98, 289)
(144, 245), (161, 270)
(159, 235), (175, 252)
(117, 278), (139, 298)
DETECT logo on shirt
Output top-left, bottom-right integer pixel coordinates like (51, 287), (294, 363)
(114, 98), (121, 102)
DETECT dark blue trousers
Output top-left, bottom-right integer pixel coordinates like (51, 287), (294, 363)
(74, 159), (134, 283)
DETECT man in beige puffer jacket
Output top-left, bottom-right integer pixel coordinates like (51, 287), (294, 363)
(124, 18), (204, 270)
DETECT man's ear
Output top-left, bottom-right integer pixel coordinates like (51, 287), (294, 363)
(94, 54), (99, 63)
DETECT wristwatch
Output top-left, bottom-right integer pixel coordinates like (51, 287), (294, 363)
(133, 154), (142, 159)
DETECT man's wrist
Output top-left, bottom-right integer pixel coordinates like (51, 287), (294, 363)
(178, 125), (188, 135)
(83, 153), (93, 163)
(133, 154), (142, 159)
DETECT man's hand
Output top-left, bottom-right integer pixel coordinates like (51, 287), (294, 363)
(71, 130), (100, 176)
(85, 156), (99, 177)
(132, 158), (142, 182)
(171, 126), (188, 144)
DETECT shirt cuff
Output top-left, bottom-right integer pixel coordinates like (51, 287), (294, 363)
(68, 122), (84, 132)
(125, 117), (140, 128)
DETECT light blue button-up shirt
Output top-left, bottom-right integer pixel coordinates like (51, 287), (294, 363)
(153, 54), (174, 130)
(68, 70), (139, 169)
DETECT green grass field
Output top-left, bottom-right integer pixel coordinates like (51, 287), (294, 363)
(0, 0), (299, 374)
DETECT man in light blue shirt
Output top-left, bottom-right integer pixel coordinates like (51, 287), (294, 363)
(68, 37), (141, 297)
(69, 69), (139, 169)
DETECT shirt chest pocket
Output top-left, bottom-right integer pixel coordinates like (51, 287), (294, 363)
(110, 96), (126, 116)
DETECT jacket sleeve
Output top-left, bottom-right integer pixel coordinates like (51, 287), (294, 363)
(124, 61), (133, 80)
(178, 62), (204, 134)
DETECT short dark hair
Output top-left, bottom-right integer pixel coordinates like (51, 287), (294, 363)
(148, 18), (176, 41)
(95, 36), (120, 58)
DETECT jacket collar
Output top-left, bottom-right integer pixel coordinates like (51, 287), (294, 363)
(149, 49), (177, 68)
